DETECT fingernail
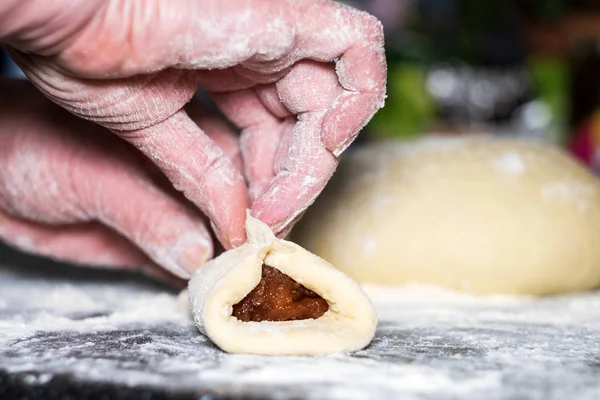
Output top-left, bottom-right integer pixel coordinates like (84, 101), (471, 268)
(230, 235), (246, 248)
(168, 235), (212, 278)
(211, 221), (246, 250)
(210, 221), (229, 249)
(177, 246), (209, 277)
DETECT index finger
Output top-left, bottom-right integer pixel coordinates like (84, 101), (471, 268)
(291, 0), (387, 152)
(250, 1), (386, 234)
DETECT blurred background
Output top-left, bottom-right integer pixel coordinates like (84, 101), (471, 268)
(3, 0), (600, 174)
(336, 0), (600, 177)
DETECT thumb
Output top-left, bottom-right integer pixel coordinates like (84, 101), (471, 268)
(0, 78), (213, 279)
(0, 211), (185, 286)
(75, 158), (214, 279)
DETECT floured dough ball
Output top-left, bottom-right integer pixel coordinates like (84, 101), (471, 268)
(292, 136), (600, 296)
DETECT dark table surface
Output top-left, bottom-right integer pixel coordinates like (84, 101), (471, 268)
(1, 244), (600, 400)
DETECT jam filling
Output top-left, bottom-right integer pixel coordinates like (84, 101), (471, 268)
(232, 265), (329, 322)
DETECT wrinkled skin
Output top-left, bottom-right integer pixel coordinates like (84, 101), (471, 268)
(0, 0), (386, 280)
(0, 78), (229, 283)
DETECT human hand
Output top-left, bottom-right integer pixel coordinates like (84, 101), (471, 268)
(0, 78), (242, 281)
(1, 0), (386, 248)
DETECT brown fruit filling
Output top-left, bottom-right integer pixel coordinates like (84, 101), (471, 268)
(232, 265), (329, 322)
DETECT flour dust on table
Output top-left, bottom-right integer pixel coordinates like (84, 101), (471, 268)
(1, 247), (600, 399)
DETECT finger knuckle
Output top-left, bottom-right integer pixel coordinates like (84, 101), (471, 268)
(359, 12), (385, 45)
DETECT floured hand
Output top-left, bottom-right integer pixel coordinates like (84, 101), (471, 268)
(0, 78), (226, 282)
(1, 0), (386, 248)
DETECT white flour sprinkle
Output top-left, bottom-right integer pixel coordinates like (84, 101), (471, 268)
(302, 176), (319, 187)
(2, 258), (600, 399)
(491, 152), (526, 175)
(542, 181), (596, 202)
(541, 181), (597, 212)
(362, 236), (377, 256)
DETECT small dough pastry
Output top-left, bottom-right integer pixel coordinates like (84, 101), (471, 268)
(187, 213), (377, 356)
(293, 136), (600, 296)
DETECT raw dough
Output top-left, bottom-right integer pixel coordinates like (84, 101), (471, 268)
(187, 213), (377, 356)
(292, 136), (600, 296)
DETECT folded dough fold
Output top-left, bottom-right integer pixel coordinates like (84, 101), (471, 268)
(188, 214), (377, 356)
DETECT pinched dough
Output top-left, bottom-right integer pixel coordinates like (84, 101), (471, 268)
(187, 213), (377, 355)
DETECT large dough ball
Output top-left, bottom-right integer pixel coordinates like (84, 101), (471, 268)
(292, 136), (600, 295)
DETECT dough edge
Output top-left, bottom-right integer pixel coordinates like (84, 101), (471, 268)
(187, 213), (378, 356)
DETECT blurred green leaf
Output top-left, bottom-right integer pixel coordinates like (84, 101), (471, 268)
(367, 61), (435, 139)
(528, 56), (570, 138)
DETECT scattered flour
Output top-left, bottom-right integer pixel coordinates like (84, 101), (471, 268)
(361, 235), (377, 256)
(491, 152), (526, 175)
(541, 181), (597, 212)
(542, 181), (597, 202)
(1, 259), (600, 399)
